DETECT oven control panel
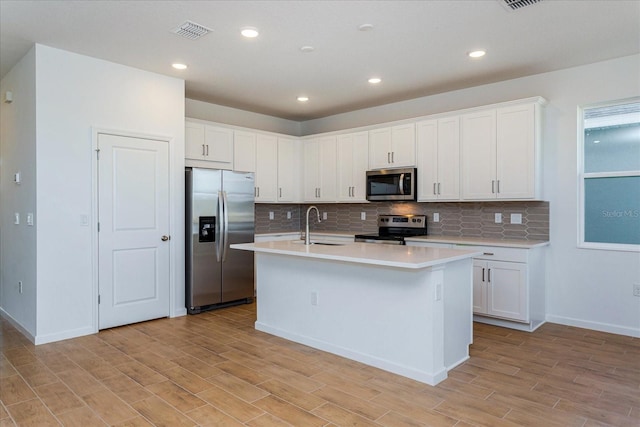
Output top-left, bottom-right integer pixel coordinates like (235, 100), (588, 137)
(377, 214), (426, 229)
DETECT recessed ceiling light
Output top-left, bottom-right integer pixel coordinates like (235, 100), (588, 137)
(300, 46), (315, 53)
(172, 63), (188, 70)
(468, 50), (486, 58)
(358, 24), (374, 31)
(368, 77), (382, 84)
(297, 96), (309, 102)
(241, 27), (259, 38)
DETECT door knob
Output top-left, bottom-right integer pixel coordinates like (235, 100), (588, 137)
(161, 235), (170, 241)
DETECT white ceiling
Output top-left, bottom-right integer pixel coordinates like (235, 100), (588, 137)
(1, 0), (639, 121)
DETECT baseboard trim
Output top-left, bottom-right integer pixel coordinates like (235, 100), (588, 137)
(0, 308), (36, 344)
(546, 314), (640, 338)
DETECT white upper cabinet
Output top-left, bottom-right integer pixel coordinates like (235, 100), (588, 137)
(369, 123), (416, 169)
(496, 103), (539, 199)
(278, 138), (302, 203)
(277, 137), (301, 203)
(461, 100), (543, 200)
(185, 120), (234, 169)
(417, 116), (460, 201)
(255, 134), (278, 202)
(233, 131), (279, 202)
(304, 136), (337, 202)
(337, 131), (369, 202)
(233, 130), (256, 173)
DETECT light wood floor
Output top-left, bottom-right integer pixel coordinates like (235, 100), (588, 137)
(1, 302), (639, 426)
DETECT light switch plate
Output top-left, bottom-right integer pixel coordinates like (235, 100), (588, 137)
(511, 213), (523, 224)
(433, 213), (440, 222)
(287, 211), (292, 219)
(361, 212), (366, 220)
(14, 213), (20, 225)
(323, 212), (328, 220)
(269, 211), (274, 220)
(26, 213), (33, 226)
(495, 213), (502, 223)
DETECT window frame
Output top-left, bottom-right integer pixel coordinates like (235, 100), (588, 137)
(578, 97), (640, 252)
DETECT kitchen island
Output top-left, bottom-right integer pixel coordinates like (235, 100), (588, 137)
(231, 240), (480, 385)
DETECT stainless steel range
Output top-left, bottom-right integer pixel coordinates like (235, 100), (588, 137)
(354, 214), (427, 245)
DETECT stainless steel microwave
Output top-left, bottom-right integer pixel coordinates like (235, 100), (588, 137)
(366, 168), (417, 201)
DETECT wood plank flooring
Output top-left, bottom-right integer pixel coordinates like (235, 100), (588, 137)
(1, 302), (639, 426)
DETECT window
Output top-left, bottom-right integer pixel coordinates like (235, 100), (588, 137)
(579, 99), (640, 251)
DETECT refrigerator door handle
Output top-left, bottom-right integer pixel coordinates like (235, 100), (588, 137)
(216, 191), (224, 262)
(221, 190), (230, 262)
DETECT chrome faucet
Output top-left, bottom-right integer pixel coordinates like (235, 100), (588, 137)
(305, 206), (321, 245)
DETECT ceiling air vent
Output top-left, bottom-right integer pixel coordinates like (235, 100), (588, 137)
(500, 0), (543, 11)
(171, 21), (212, 40)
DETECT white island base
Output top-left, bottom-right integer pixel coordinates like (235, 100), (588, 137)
(234, 241), (477, 386)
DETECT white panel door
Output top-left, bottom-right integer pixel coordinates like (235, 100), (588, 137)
(98, 133), (170, 329)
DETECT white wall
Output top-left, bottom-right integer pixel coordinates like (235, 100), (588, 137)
(186, 98), (301, 136)
(0, 44), (186, 344)
(0, 47), (37, 338)
(301, 55), (640, 337)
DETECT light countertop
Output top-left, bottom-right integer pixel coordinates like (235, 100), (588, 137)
(231, 240), (480, 269)
(255, 232), (549, 249)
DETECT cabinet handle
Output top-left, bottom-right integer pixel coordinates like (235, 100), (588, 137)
(483, 252), (494, 256)
(391, 152), (395, 163)
(433, 183), (437, 195)
(318, 188), (321, 198)
(482, 267), (485, 282)
(256, 187), (260, 197)
(496, 180), (500, 194)
(202, 144), (206, 156)
(488, 268), (491, 282)
(437, 183), (441, 195)
(206, 145), (209, 156)
(491, 180), (495, 194)
(387, 152), (391, 163)
(279, 188), (282, 198)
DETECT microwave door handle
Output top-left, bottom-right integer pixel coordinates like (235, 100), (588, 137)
(398, 173), (405, 195)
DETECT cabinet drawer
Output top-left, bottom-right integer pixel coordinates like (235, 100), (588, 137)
(455, 245), (528, 263)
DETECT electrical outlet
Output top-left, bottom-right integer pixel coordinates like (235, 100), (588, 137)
(14, 213), (20, 225)
(287, 211), (292, 219)
(269, 211), (274, 220)
(511, 213), (522, 224)
(361, 212), (366, 220)
(26, 213), (34, 226)
(495, 213), (502, 223)
(633, 284), (640, 297)
(322, 212), (327, 220)
(433, 213), (440, 222)
(18, 281), (23, 294)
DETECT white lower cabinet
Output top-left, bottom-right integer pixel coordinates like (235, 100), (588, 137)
(473, 259), (527, 321)
(407, 240), (546, 331)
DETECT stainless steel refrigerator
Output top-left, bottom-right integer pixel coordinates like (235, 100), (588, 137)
(185, 167), (255, 314)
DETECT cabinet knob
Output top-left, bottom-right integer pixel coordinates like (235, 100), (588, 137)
(161, 235), (170, 241)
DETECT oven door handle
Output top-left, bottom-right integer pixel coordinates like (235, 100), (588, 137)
(399, 173), (405, 195)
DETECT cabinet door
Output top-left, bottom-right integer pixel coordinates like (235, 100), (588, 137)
(461, 110), (496, 200)
(390, 123), (416, 167)
(185, 121), (206, 160)
(368, 128), (392, 169)
(496, 104), (536, 199)
(487, 260), (527, 321)
(337, 131), (368, 202)
(416, 119), (439, 201)
(233, 130), (256, 172)
(318, 136), (337, 201)
(277, 137), (300, 202)
(303, 139), (321, 201)
(255, 134), (278, 202)
(473, 260), (488, 314)
(204, 125), (234, 167)
(351, 132), (369, 201)
(437, 116), (460, 200)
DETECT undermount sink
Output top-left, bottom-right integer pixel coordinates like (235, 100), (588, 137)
(292, 240), (346, 246)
